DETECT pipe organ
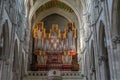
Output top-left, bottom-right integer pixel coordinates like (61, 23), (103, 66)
(32, 22), (79, 71)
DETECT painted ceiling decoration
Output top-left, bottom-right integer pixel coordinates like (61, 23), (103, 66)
(36, 0), (74, 16)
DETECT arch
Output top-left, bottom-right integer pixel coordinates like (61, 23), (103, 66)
(32, 7), (78, 32)
(99, 21), (110, 80)
(99, 21), (105, 48)
(89, 40), (96, 80)
(35, 7), (74, 22)
(12, 40), (19, 80)
(29, 0), (81, 29)
(0, 20), (9, 60)
(89, 40), (95, 69)
(0, 20), (10, 80)
(80, 0), (86, 10)
(29, 0), (81, 56)
(20, 52), (25, 79)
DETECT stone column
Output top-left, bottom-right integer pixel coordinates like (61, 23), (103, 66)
(83, 11), (91, 41)
(8, 23), (16, 80)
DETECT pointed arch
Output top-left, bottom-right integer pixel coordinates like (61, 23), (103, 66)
(89, 40), (96, 80)
(99, 21), (110, 80)
(29, 0), (81, 29)
(0, 20), (9, 60)
(12, 40), (19, 80)
(35, 7), (74, 22)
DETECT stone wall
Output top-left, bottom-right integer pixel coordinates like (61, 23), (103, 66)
(82, 0), (120, 80)
(0, 0), (29, 80)
(0, 0), (120, 80)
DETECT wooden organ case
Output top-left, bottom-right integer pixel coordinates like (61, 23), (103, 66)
(32, 22), (79, 71)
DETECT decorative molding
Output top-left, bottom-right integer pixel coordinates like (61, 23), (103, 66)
(98, 56), (105, 65)
(36, 0), (74, 16)
(24, 71), (82, 80)
(112, 35), (120, 49)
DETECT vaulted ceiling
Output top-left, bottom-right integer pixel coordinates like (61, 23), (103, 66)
(30, 0), (83, 32)
(29, 0), (86, 58)
(31, 0), (78, 30)
(35, 0), (74, 16)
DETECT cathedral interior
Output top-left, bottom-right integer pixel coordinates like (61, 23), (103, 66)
(0, 0), (120, 80)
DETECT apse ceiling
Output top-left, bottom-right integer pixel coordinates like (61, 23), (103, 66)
(35, 0), (74, 16)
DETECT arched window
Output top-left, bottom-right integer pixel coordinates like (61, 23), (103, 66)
(90, 41), (96, 80)
(0, 20), (10, 80)
(99, 22), (110, 80)
(12, 40), (19, 80)
(21, 52), (25, 80)
(0, 20), (9, 60)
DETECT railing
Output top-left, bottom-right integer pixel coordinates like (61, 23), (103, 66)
(23, 71), (83, 80)
(27, 71), (82, 77)
(27, 71), (47, 76)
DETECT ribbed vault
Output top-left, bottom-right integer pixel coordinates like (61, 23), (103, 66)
(36, 0), (74, 16)
(33, 7), (77, 28)
(29, 0), (82, 29)
(29, 0), (83, 55)
(31, 0), (79, 30)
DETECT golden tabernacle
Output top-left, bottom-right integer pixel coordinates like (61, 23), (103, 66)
(32, 22), (79, 71)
